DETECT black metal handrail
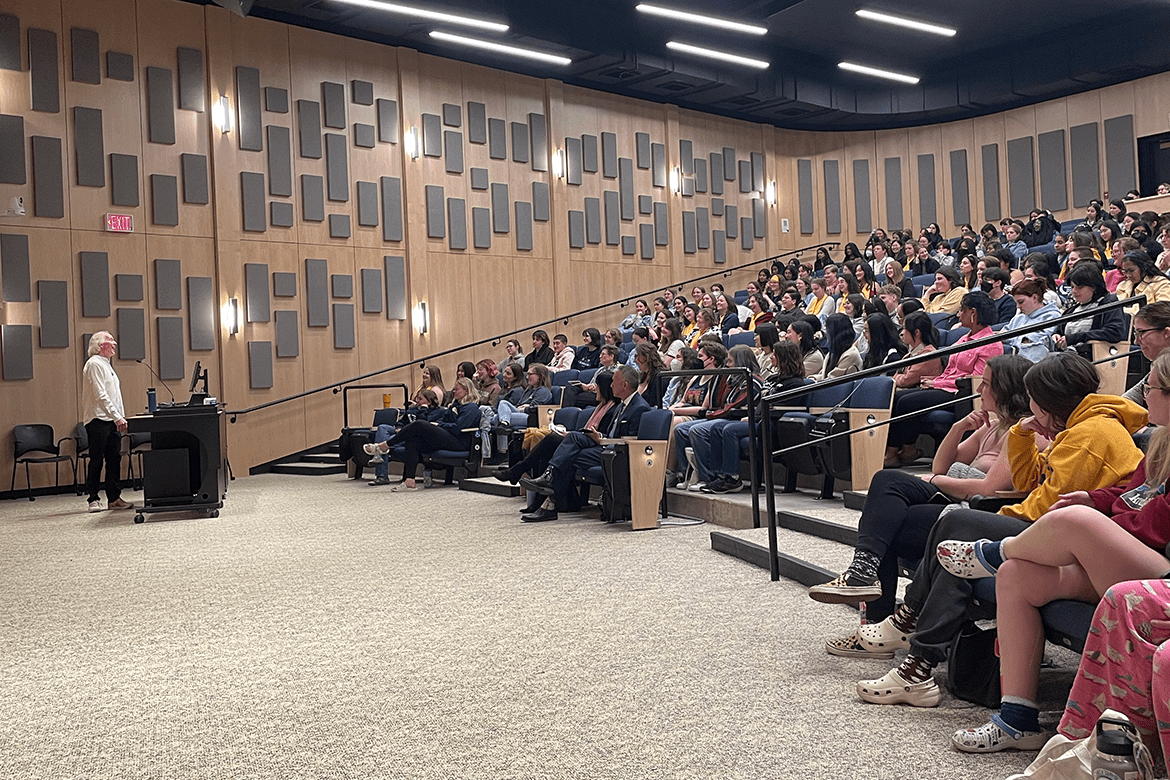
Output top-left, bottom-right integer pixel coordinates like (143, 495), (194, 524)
(224, 242), (840, 422)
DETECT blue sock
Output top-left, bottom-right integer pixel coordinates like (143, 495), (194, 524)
(978, 539), (1005, 571)
(999, 700), (1040, 733)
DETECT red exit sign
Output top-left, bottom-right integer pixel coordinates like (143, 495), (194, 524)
(105, 213), (134, 232)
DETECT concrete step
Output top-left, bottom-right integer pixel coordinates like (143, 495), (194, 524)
(460, 476), (520, 497)
(270, 461), (348, 476)
(300, 452), (342, 464)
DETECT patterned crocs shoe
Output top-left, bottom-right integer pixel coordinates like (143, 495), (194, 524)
(951, 714), (1050, 753)
(936, 538), (999, 579)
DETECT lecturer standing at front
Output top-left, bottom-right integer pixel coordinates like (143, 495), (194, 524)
(82, 331), (133, 513)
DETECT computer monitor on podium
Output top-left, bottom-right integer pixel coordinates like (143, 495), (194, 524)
(188, 360), (209, 406)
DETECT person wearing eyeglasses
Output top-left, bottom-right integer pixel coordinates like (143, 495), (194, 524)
(81, 332), (134, 513)
(1114, 250), (1170, 317)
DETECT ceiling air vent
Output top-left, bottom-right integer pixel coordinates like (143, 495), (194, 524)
(601, 67), (642, 80)
(722, 96), (759, 107)
(656, 80), (695, 92)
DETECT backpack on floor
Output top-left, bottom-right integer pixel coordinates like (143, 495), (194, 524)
(599, 446), (632, 524)
(946, 619), (1001, 708)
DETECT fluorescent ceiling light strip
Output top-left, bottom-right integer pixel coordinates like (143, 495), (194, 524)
(429, 31), (571, 66)
(636, 3), (767, 36)
(333, 0), (508, 32)
(838, 61), (919, 84)
(665, 41), (768, 69)
(855, 9), (955, 37)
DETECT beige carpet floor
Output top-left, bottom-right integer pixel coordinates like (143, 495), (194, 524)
(1, 474), (1077, 779)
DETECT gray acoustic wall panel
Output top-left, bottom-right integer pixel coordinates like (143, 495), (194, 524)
(265, 86), (288, 114)
(515, 202), (533, 251)
(532, 181), (550, 222)
(853, 159), (872, 233)
(491, 183), (509, 233)
(604, 190), (620, 245)
(2, 234), (31, 301)
(273, 272), (296, 297)
(73, 107), (104, 187)
(305, 258), (329, 327)
(1104, 114), (1136, 199)
(472, 208), (491, 249)
(565, 136), (582, 185)
(444, 130), (463, 174)
(275, 310), (298, 357)
(297, 100), (322, 158)
(510, 122), (529, 164)
(917, 154), (937, 226)
(823, 160), (841, 234)
(679, 140), (693, 175)
(181, 153), (209, 204)
(241, 171), (266, 232)
(357, 180), (378, 227)
(244, 262), (270, 322)
(653, 202), (668, 246)
(753, 198), (766, 239)
(682, 211), (697, 254)
(110, 153), (139, 207)
(38, 280), (69, 348)
(601, 132), (617, 178)
(884, 157), (904, 230)
(187, 276), (215, 351)
(151, 174), (179, 226)
(981, 143), (1001, 221)
(425, 185), (445, 239)
(797, 158), (813, 234)
(360, 268), (382, 313)
(638, 194), (652, 215)
(106, 51), (133, 82)
(146, 67), (174, 144)
(1007, 136), (1036, 217)
(422, 113), (441, 157)
(1, 324), (33, 379)
(467, 102), (486, 144)
(248, 340), (273, 388)
(621, 236), (636, 256)
(302, 174), (324, 222)
(352, 80), (374, 106)
(267, 125), (292, 196)
(322, 81), (345, 129)
(1070, 123), (1100, 208)
(157, 317), (185, 380)
(528, 113), (548, 172)
(696, 207), (709, 250)
(0, 114), (25, 184)
(694, 157), (707, 193)
(31, 136), (64, 218)
(325, 133), (348, 201)
(738, 159), (752, 193)
(331, 273), (352, 298)
(328, 214), (350, 239)
(723, 147), (737, 180)
(652, 143), (666, 188)
(80, 251), (110, 317)
(725, 205), (738, 239)
(1037, 129), (1068, 212)
(470, 167), (488, 190)
(384, 255), (406, 320)
(447, 197), (467, 250)
(177, 47), (204, 112)
(441, 102), (460, 127)
(29, 28), (59, 114)
(712, 231), (726, 264)
(741, 218), (754, 250)
(381, 176), (403, 241)
(584, 197), (601, 244)
(71, 29), (100, 85)
(950, 149), (971, 226)
(488, 118), (506, 160)
(115, 273), (142, 301)
(682, 177), (694, 197)
(333, 304), (355, 349)
(568, 210), (585, 249)
(582, 134), (598, 173)
(116, 308), (145, 360)
(635, 132), (651, 169)
(710, 153), (724, 196)
(711, 197), (723, 216)
(639, 224), (654, 259)
(619, 158), (634, 220)
(751, 152), (765, 192)
(376, 99), (397, 144)
(154, 258), (181, 310)
(1, 14), (21, 71)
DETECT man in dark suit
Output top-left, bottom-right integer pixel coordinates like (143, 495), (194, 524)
(519, 364), (649, 522)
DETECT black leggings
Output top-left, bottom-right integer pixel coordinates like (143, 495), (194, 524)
(886, 388), (956, 448)
(387, 421), (466, 479)
(506, 432), (565, 481)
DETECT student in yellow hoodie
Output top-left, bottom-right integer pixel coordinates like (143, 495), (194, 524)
(852, 351), (1146, 710)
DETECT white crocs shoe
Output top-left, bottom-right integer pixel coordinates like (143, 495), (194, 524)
(951, 714), (1050, 753)
(857, 615), (913, 652)
(857, 667), (941, 707)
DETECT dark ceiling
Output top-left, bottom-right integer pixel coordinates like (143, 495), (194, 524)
(196, 0), (1170, 131)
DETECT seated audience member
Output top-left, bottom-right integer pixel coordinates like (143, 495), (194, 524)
(625, 327), (650, 366)
(571, 328), (602, 371)
(366, 387), (448, 486)
(920, 266), (967, 316)
(655, 318), (686, 367)
(816, 246), (837, 269)
(499, 339), (525, 377)
(907, 244), (941, 278)
(861, 314), (907, 372)
(876, 284), (903, 325)
(498, 362), (524, 401)
(804, 279), (837, 326)
(1052, 263), (1127, 358)
(893, 311), (943, 390)
(854, 263), (879, 299)
(413, 365), (448, 406)
(981, 267), (1017, 325)
(868, 242), (892, 276)
(714, 293), (740, 333)
(364, 378), (483, 491)
(618, 300), (652, 338)
(688, 308), (721, 349)
(524, 330), (555, 369)
(957, 255), (979, 291)
(855, 353), (1145, 709)
(518, 365), (649, 522)
(775, 288), (803, 317)
(752, 323), (782, 379)
(884, 262), (916, 299)
(1022, 209), (1060, 248)
(1131, 222), (1164, 266)
(1003, 221), (1028, 259)
(456, 361), (476, 383)
(733, 293), (775, 333)
(633, 342), (668, 408)
(473, 359), (501, 408)
(661, 347), (702, 408)
(841, 293), (868, 353)
(497, 364), (553, 428)
(1156, 226), (1170, 272)
(547, 334), (576, 372)
(885, 291), (1000, 465)
(785, 320), (824, 379)
(651, 296), (669, 317)
(1115, 250), (1170, 315)
(1002, 279), (1062, 362)
(1023, 254), (1063, 305)
(836, 272), (862, 301)
(938, 352), (1168, 751)
(679, 303), (700, 342)
(822, 313), (861, 379)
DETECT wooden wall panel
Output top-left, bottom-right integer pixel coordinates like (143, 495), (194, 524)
(972, 113), (1007, 224)
(939, 120), (976, 229)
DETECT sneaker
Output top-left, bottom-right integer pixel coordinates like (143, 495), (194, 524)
(367, 476), (390, 486)
(687, 481), (706, 492)
(857, 615), (914, 652)
(857, 667), (941, 707)
(825, 631), (894, 660)
(718, 477), (743, 493)
(951, 715), (1050, 753)
(808, 574), (883, 605)
(108, 498), (135, 510)
(87, 500), (104, 513)
(699, 477), (728, 494)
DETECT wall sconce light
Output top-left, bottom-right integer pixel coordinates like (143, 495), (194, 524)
(405, 126), (420, 160)
(765, 180), (777, 206)
(412, 301), (429, 335)
(212, 95), (234, 134)
(669, 166), (681, 194)
(551, 148), (565, 179)
(224, 297), (241, 335)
